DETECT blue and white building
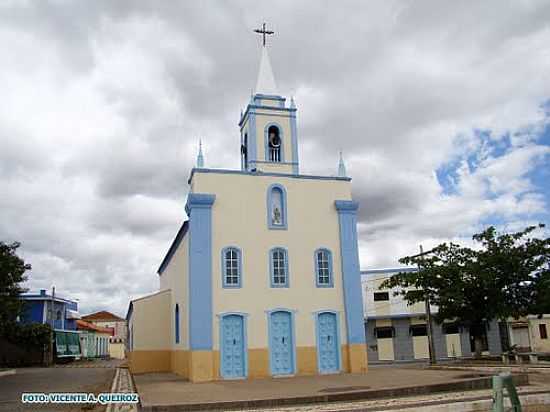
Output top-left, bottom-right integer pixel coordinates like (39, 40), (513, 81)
(20, 289), (80, 330)
(362, 268), (505, 362)
(127, 37), (367, 382)
(19, 289), (82, 359)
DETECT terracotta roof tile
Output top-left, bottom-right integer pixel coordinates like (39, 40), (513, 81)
(76, 319), (114, 334)
(81, 311), (124, 322)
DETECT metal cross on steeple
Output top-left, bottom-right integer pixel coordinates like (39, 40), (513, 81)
(253, 22), (274, 47)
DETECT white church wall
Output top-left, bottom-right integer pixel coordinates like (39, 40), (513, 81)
(257, 162), (294, 174)
(129, 289), (172, 351)
(192, 171), (352, 350)
(159, 234), (189, 351)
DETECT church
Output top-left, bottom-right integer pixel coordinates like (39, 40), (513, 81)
(126, 30), (367, 382)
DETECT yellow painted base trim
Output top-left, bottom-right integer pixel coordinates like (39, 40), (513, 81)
(248, 348), (270, 378)
(128, 350), (171, 374)
(188, 350), (215, 382)
(296, 346), (318, 375)
(171, 350), (189, 378)
(128, 344), (368, 381)
(343, 344), (368, 373)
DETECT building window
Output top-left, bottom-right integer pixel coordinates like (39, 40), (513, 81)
(267, 125), (282, 162)
(410, 324), (428, 336)
(222, 247), (242, 288)
(375, 327), (394, 339)
(315, 248), (333, 287)
(443, 323), (460, 334)
(540, 324), (548, 339)
(56, 310), (62, 321)
(270, 248), (289, 287)
(267, 184), (287, 229)
(175, 304), (180, 344)
(373, 292), (390, 301)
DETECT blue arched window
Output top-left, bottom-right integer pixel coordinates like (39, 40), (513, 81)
(315, 248), (333, 287)
(222, 247), (242, 288)
(270, 247), (289, 287)
(267, 184), (287, 229)
(175, 304), (180, 344)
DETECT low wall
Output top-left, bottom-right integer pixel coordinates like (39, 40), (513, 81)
(0, 338), (46, 367)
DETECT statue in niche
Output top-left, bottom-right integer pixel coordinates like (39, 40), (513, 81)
(273, 206), (281, 225)
(271, 187), (284, 225)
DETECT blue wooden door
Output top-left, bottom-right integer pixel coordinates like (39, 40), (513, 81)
(317, 312), (339, 373)
(221, 315), (245, 378)
(270, 311), (294, 375)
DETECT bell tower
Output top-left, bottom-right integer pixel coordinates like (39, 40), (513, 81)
(239, 24), (299, 175)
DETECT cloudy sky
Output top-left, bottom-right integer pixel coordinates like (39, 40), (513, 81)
(1, 1), (549, 316)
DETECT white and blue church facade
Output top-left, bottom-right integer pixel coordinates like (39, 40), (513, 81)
(127, 42), (368, 382)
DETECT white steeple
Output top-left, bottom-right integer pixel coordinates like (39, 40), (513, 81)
(255, 46), (278, 96)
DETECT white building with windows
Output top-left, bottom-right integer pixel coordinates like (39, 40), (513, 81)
(362, 268), (504, 362)
(507, 315), (550, 353)
(126, 39), (367, 382)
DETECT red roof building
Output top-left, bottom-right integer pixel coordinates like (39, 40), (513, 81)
(81, 311), (125, 322)
(76, 319), (114, 335)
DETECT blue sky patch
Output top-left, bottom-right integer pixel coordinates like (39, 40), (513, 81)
(436, 104), (550, 228)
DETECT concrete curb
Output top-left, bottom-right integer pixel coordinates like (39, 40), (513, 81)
(430, 365), (550, 373)
(139, 374), (529, 412)
(0, 369), (16, 377)
(370, 391), (550, 412)
(105, 368), (119, 412)
(107, 368), (138, 412)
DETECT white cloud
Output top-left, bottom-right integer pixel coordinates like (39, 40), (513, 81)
(0, 1), (549, 315)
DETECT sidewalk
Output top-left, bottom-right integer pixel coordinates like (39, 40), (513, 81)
(133, 366), (528, 411)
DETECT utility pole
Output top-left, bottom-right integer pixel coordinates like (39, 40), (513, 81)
(48, 286), (56, 366)
(51, 286), (56, 328)
(419, 245), (437, 365)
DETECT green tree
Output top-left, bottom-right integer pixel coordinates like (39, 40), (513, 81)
(0, 242), (31, 334)
(381, 225), (550, 358)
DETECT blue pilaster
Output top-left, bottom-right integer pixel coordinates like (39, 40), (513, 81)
(186, 193), (216, 350)
(335, 200), (366, 345)
(248, 110), (257, 170)
(290, 113), (299, 174)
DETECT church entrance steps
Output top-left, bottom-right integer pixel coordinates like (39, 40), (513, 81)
(132, 366), (529, 411)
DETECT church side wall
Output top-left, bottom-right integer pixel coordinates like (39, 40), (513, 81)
(160, 236), (190, 351)
(158, 234), (190, 378)
(193, 171), (360, 378)
(127, 289), (172, 374)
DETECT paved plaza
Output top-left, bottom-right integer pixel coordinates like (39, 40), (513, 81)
(134, 365), (519, 410)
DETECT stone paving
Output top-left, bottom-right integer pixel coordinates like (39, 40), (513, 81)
(244, 383), (550, 411)
(244, 365), (550, 412)
(133, 366), (506, 409)
(131, 364), (550, 411)
(106, 367), (138, 412)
